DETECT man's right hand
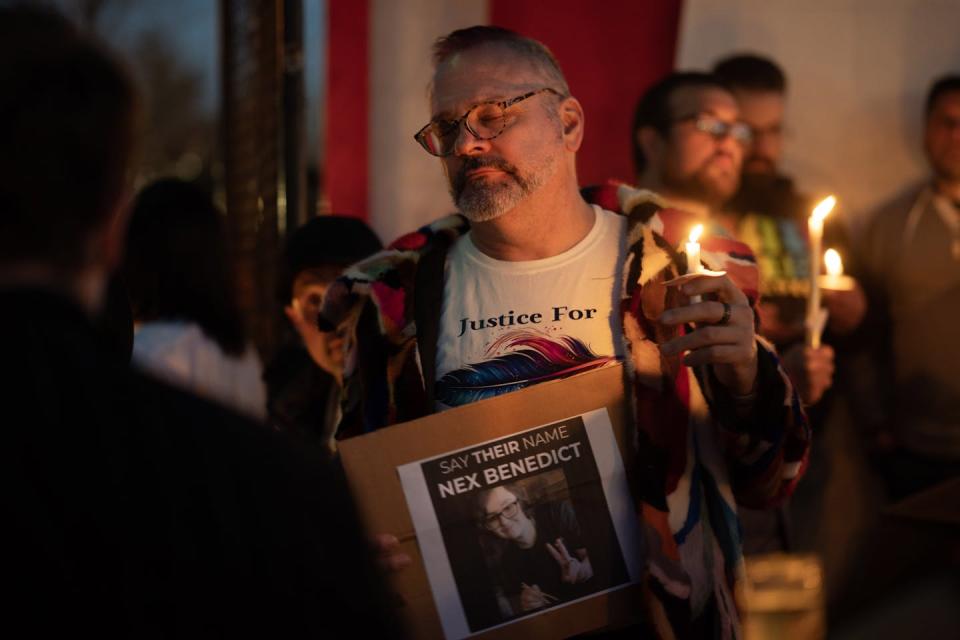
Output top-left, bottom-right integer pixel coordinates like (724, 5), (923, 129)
(781, 343), (835, 406)
(371, 533), (412, 573)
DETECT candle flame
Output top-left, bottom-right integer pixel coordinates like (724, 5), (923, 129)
(824, 248), (843, 276)
(688, 223), (704, 244)
(811, 195), (836, 224)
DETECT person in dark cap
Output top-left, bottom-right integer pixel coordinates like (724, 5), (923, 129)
(265, 215), (382, 449)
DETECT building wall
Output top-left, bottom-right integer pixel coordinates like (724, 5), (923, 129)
(329, 0), (681, 242)
(329, 1), (959, 238)
(677, 0), (960, 229)
(368, 0), (486, 243)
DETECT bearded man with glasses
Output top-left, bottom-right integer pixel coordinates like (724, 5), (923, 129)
(630, 72), (752, 219)
(322, 26), (809, 638)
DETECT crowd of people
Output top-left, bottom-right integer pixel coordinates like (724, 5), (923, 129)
(4, 3), (957, 638)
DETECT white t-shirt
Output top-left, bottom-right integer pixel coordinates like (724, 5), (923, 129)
(132, 321), (267, 421)
(435, 205), (626, 409)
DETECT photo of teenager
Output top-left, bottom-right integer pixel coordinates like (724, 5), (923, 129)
(405, 415), (635, 634)
(475, 474), (595, 618)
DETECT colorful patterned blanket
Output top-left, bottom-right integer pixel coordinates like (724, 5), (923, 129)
(320, 182), (810, 638)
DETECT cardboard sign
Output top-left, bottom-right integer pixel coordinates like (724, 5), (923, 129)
(338, 364), (645, 639)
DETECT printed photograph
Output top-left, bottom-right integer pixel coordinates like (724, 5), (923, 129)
(475, 472), (598, 619)
(416, 416), (631, 633)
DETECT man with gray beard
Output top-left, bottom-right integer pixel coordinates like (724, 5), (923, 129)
(445, 105), (563, 223)
(321, 26), (809, 638)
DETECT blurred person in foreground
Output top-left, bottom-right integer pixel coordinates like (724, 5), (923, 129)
(321, 26), (809, 637)
(265, 215), (381, 450)
(833, 75), (960, 635)
(0, 5), (399, 637)
(858, 74), (960, 500)
(123, 178), (267, 420)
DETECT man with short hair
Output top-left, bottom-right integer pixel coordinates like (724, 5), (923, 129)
(323, 27), (809, 637)
(712, 54), (866, 408)
(1, 6), (397, 636)
(713, 54), (786, 177)
(858, 74), (960, 499)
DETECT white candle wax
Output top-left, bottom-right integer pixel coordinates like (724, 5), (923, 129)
(685, 241), (702, 274)
(686, 225), (704, 304)
(807, 216), (822, 317)
(805, 196), (836, 348)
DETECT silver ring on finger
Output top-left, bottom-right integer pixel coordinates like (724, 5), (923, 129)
(716, 301), (732, 326)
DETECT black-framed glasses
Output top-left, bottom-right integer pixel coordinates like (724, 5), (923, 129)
(414, 87), (563, 157)
(675, 113), (753, 146)
(481, 499), (521, 529)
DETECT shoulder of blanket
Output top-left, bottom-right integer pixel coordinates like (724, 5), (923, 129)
(584, 181), (704, 245)
(584, 181), (694, 230)
(584, 180), (760, 303)
(320, 213), (469, 334)
(334, 213), (468, 288)
(386, 213), (470, 251)
(583, 180), (669, 216)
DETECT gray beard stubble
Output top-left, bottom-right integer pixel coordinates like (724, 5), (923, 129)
(451, 157), (529, 223)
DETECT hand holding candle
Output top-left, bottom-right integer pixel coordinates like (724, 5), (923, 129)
(819, 248), (856, 291)
(657, 223), (759, 396)
(820, 248), (867, 334)
(806, 196), (836, 348)
(659, 268), (758, 397)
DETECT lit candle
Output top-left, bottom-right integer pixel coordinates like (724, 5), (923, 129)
(806, 196), (836, 348)
(819, 248), (856, 291)
(686, 224), (704, 304)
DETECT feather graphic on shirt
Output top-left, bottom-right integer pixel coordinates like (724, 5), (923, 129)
(435, 331), (616, 407)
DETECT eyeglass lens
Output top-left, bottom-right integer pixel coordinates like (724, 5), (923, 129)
(424, 103), (509, 156)
(483, 499), (520, 527)
(695, 116), (752, 145)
